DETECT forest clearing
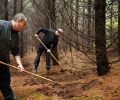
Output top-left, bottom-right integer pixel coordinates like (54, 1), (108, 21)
(1, 0), (120, 100)
(0, 52), (120, 100)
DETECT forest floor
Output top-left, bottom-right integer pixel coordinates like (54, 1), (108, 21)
(0, 51), (120, 100)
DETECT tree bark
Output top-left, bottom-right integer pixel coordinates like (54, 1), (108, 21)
(95, 0), (109, 76)
(13, 0), (17, 15)
(5, 0), (8, 20)
(87, 0), (92, 52)
(118, 0), (120, 55)
(19, 0), (24, 57)
(45, 0), (58, 65)
(75, 0), (80, 50)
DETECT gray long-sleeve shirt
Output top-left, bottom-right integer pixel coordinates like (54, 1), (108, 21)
(0, 20), (19, 62)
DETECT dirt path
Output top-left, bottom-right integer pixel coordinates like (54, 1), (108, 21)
(0, 53), (120, 100)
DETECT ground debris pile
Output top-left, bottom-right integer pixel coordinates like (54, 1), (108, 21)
(24, 70), (102, 99)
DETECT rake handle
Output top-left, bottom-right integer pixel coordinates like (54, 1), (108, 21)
(0, 61), (60, 85)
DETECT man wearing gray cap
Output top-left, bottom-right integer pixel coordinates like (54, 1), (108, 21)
(34, 28), (63, 73)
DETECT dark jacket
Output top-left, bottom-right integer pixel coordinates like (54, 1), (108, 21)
(36, 28), (58, 49)
(0, 20), (19, 62)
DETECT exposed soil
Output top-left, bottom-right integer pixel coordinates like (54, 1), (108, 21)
(0, 52), (120, 100)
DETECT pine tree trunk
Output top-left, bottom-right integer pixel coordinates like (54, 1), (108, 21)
(19, 0), (24, 57)
(118, 0), (120, 55)
(87, 0), (92, 52)
(5, 0), (8, 20)
(75, 0), (80, 50)
(95, 0), (109, 76)
(13, 0), (17, 15)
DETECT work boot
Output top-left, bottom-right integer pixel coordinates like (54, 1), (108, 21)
(46, 67), (50, 71)
(5, 95), (20, 100)
(46, 65), (50, 71)
(46, 67), (50, 75)
(14, 96), (20, 100)
(33, 67), (37, 73)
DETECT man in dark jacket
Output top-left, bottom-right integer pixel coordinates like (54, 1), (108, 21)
(0, 13), (27, 100)
(34, 28), (63, 73)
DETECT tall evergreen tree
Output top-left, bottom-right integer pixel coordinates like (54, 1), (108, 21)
(95, 0), (109, 76)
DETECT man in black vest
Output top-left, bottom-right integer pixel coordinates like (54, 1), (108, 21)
(0, 13), (27, 100)
(34, 28), (63, 73)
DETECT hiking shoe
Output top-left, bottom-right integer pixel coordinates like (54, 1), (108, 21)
(14, 96), (20, 100)
(46, 67), (50, 71)
(35, 68), (37, 73)
(32, 67), (37, 73)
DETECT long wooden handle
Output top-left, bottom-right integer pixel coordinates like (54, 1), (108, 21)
(36, 36), (62, 66)
(0, 61), (60, 85)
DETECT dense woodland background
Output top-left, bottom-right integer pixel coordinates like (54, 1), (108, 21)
(0, 0), (120, 76)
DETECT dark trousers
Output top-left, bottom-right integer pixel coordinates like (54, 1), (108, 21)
(34, 46), (51, 70)
(0, 64), (15, 100)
